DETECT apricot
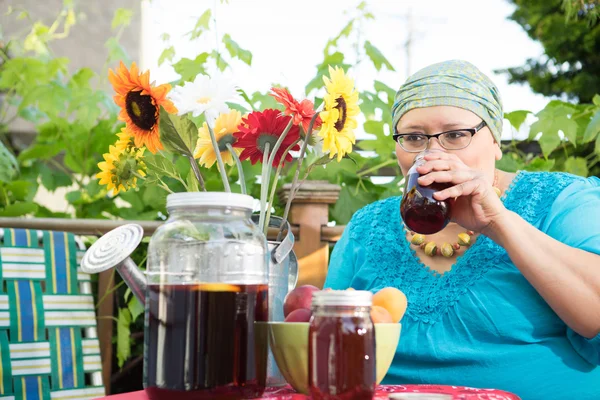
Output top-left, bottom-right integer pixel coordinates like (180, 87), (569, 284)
(372, 287), (407, 323)
(370, 305), (393, 323)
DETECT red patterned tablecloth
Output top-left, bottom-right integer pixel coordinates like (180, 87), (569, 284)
(100, 384), (520, 399)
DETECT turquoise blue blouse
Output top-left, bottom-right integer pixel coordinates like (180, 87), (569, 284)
(324, 171), (600, 400)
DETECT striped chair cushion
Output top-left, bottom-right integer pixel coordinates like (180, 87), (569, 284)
(0, 228), (105, 400)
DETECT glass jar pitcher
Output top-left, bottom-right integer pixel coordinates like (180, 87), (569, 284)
(144, 192), (269, 399)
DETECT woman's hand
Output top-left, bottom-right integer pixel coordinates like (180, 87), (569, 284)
(416, 151), (507, 233)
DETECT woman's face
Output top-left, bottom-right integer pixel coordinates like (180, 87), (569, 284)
(394, 106), (502, 177)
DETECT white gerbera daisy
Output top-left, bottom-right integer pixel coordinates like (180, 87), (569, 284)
(169, 74), (239, 124)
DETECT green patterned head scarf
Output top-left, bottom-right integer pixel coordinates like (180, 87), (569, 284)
(392, 60), (503, 143)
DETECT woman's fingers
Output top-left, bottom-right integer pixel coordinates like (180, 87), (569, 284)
(433, 178), (487, 201)
(416, 159), (462, 174)
(418, 169), (475, 186)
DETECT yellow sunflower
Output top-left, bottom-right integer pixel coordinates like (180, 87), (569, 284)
(318, 66), (360, 162)
(114, 128), (135, 152)
(194, 109), (243, 168)
(97, 145), (146, 195)
(108, 61), (178, 154)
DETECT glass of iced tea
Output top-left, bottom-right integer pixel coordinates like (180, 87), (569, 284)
(400, 150), (454, 234)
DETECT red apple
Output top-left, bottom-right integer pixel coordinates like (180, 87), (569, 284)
(283, 285), (320, 317)
(284, 308), (312, 322)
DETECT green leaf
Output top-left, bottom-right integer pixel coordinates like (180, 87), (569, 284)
(7, 181), (32, 200)
(18, 143), (63, 162)
(65, 191), (82, 205)
(173, 53), (210, 82)
(596, 134), (600, 155)
(504, 110), (530, 130)
(593, 95), (600, 107)
(159, 108), (199, 157)
(161, 33), (170, 41)
(69, 68), (95, 89)
(0, 202), (38, 217)
(189, 9), (212, 40)
(40, 167), (72, 191)
(211, 50), (229, 72)
(144, 152), (183, 181)
(112, 8), (133, 30)
(331, 184), (377, 224)
(116, 308), (132, 368)
(222, 34), (252, 65)
(564, 157), (589, 177)
(0, 142), (19, 182)
(364, 41), (394, 71)
(529, 114), (577, 156)
(373, 80), (396, 103)
(495, 153), (525, 172)
(555, 115), (578, 145)
(538, 129), (562, 157)
(127, 296), (144, 322)
(525, 157), (555, 172)
(105, 37), (130, 65)
(158, 46), (175, 66)
(583, 110), (600, 143)
(187, 169), (200, 191)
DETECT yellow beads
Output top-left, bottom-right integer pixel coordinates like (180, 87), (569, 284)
(411, 234), (426, 245)
(440, 242), (454, 258)
(424, 242), (437, 256)
(457, 233), (471, 246)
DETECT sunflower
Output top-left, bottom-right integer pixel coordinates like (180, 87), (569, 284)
(108, 61), (178, 154)
(97, 145), (146, 195)
(318, 66), (360, 161)
(233, 109), (300, 167)
(114, 128), (135, 152)
(270, 87), (321, 133)
(194, 109), (243, 168)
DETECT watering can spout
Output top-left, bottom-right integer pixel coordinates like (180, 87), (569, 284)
(80, 224), (146, 305)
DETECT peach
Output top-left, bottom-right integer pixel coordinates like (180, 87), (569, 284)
(370, 305), (393, 323)
(283, 285), (320, 317)
(372, 287), (407, 323)
(284, 308), (312, 322)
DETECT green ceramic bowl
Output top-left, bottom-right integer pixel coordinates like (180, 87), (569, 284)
(267, 322), (401, 395)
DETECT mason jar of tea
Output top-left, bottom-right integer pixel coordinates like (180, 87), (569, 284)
(308, 290), (376, 400)
(400, 150), (454, 234)
(144, 192), (269, 399)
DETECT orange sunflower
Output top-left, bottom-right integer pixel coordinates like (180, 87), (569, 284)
(108, 61), (178, 154)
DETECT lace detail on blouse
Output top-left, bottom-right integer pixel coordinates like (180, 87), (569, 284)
(347, 171), (582, 324)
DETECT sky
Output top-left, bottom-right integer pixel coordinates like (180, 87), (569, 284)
(140, 0), (550, 140)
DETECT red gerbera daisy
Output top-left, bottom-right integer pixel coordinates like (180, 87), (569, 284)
(234, 109), (300, 167)
(270, 87), (322, 133)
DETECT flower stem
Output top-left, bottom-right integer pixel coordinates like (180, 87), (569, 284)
(264, 138), (301, 236)
(206, 123), (231, 192)
(226, 143), (247, 195)
(277, 112), (320, 240)
(357, 159), (397, 177)
(187, 155), (207, 192)
(258, 142), (271, 232)
(262, 117), (295, 230)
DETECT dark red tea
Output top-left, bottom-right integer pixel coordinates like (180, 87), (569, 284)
(400, 171), (453, 234)
(144, 283), (269, 400)
(308, 315), (376, 400)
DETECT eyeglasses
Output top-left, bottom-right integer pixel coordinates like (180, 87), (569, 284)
(392, 120), (487, 153)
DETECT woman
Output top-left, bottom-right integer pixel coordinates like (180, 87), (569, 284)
(324, 60), (600, 399)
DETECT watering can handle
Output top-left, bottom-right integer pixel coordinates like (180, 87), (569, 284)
(272, 219), (294, 264)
